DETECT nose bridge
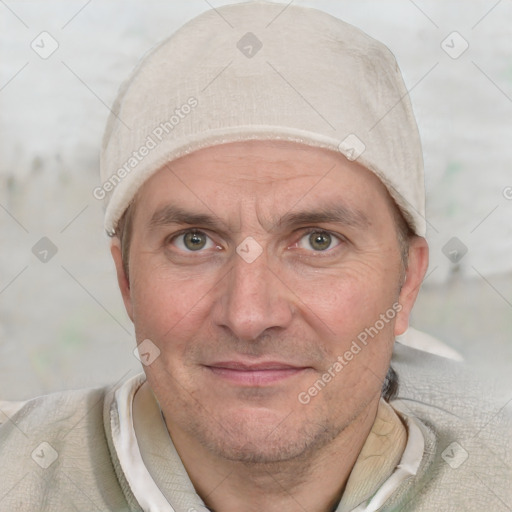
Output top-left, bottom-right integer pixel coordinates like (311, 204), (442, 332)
(218, 246), (293, 341)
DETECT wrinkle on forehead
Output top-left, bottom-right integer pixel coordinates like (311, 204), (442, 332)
(140, 139), (392, 236)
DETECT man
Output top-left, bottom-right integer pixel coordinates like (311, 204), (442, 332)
(1, 2), (510, 511)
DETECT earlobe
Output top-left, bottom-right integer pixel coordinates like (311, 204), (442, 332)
(394, 236), (429, 336)
(110, 238), (134, 322)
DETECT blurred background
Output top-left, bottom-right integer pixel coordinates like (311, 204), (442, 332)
(1, 0), (511, 400)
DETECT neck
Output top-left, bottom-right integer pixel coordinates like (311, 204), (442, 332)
(165, 400), (380, 512)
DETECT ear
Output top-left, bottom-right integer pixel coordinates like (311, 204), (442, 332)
(110, 237), (134, 323)
(394, 236), (429, 336)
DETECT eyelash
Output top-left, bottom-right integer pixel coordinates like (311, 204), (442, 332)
(294, 228), (344, 253)
(166, 228), (345, 255)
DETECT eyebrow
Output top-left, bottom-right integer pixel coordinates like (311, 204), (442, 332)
(148, 201), (369, 233)
(149, 205), (225, 232)
(276, 203), (369, 231)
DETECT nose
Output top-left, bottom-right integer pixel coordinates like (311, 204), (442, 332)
(212, 246), (294, 342)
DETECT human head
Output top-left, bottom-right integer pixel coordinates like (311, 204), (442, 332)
(103, 1), (429, 465)
(109, 139), (428, 465)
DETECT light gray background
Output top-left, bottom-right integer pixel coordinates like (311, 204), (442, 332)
(1, 0), (511, 400)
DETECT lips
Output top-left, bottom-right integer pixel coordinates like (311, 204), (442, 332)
(205, 361), (309, 385)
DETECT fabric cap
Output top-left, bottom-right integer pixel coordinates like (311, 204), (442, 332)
(99, 1), (426, 236)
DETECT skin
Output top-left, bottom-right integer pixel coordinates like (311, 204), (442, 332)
(111, 140), (429, 512)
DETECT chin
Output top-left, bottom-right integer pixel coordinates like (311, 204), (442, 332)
(192, 407), (344, 465)
(208, 432), (312, 464)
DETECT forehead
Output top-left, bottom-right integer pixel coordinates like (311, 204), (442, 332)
(132, 140), (396, 230)
(140, 140), (389, 197)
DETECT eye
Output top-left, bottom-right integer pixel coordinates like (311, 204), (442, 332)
(170, 230), (216, 252)
(297, 229), (342, 252)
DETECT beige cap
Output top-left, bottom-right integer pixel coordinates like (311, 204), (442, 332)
(99, 1), (426, 236)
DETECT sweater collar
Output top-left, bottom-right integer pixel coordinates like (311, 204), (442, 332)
(107, 373), (430, 512)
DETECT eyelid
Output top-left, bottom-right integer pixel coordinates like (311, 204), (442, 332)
(166, 228), (219, 252)
(295, 227), (344, 253)
(165, 227), (346, 254)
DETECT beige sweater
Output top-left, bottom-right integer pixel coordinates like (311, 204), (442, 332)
(0, 343), (511, 511)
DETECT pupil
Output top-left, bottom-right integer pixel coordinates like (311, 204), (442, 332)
(185, 232), (206, 250)
(310, 232), (331, 251)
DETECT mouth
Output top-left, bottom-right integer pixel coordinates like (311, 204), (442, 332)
(204, 361), (311, 386)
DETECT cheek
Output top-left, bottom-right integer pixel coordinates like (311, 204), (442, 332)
(129, 258), (215, 347)
(302, 270), (398, 399)
(299, 269), (399, 398)
(296, 262), (399, 334)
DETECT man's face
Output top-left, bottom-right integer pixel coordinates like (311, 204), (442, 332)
(113, 140), (426, 463)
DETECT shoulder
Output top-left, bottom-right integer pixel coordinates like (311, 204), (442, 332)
(390, 342), (512, 510)
(1, 385), (108, 430)
(0, 384), (132, 511)
(391, 340), (511, 423)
